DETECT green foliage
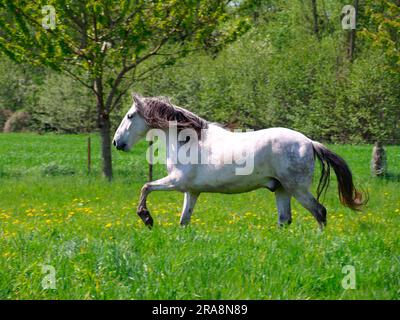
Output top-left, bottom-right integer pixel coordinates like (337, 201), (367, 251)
(135, 0), (400, 143)
(0, 57), (43, 111)
(30, 71), (96, 133)
(0, 0), (246, 109)
(360, 0), (400, 73)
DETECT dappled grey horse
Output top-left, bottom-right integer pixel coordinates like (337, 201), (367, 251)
(113, 95), (365, 229)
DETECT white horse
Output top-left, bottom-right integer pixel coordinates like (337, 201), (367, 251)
(113, 95), (364, 229)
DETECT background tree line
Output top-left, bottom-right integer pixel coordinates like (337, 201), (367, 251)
(0, 0), (399, 176)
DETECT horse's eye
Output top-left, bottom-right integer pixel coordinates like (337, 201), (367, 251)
(127, 113), (134, 119)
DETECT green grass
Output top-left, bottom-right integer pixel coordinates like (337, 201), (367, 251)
(0, 133), (399, 299)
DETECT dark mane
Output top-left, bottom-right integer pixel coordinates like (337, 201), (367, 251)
(136, 97), (208, 136)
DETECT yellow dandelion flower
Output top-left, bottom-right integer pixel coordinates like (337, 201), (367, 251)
(105, 223), (112, 228)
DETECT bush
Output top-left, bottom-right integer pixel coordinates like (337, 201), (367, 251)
(3, 111), (31, 132)
(40, 162), (76, 177)
(0, 109), (13, 131)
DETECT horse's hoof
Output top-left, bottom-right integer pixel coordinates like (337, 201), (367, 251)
(318, 220), (327, 231)
(138, 208), (154, 229)
(278, 218), (292, 227)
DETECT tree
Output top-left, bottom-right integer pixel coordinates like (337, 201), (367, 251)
(348, 0), (359, 61)
(0, 0), (248, 180)
(360, 0), (400, 175)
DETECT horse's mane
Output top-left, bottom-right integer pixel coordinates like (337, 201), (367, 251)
(136, 96), (208, 136)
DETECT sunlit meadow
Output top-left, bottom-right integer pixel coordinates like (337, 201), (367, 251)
(0, 133), (399, 299)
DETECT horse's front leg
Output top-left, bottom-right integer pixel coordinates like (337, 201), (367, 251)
(137, 176), (178, 228)
(180, 192), (199, 226)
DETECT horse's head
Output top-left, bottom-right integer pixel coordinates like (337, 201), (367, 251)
(113, 94), (149, 151)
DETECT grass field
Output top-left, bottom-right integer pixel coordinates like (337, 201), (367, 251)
(0, 133), (399, 299)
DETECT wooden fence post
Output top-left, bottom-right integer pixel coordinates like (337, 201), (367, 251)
(87, 135), (91, 175)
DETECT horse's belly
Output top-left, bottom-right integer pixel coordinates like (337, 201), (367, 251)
(188, 165), (271, 194)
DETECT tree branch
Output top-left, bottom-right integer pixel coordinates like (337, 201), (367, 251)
(62, 67), (95, 93)
(105, 38), (168, 111)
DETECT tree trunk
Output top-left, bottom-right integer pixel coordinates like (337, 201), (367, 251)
(99, 112), (113, 181)
(94, 77), (113, 181)
(311, 0), (319, 39)
(348, 0), (358, 61)
(371, 141), (387, 177)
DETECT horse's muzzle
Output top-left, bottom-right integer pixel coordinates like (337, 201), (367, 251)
(113, 140), (127, 151)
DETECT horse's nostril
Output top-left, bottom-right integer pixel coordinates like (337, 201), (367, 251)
(113, 140), (116, 147)
(115, 142), (126, 151)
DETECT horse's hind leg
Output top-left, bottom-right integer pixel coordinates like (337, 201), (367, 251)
(275, 187), (292, 226)
(293, 189), (327, 229)
(180, 192), (199, 226)
(265, 178), (281, 192)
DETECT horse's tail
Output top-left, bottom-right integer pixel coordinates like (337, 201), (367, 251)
(312, 141), (366, 211)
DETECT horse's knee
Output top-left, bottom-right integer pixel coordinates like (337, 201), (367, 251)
(141, 183), (150, 194)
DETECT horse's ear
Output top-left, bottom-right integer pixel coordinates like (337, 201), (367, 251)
(131, 93), (144, 107)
